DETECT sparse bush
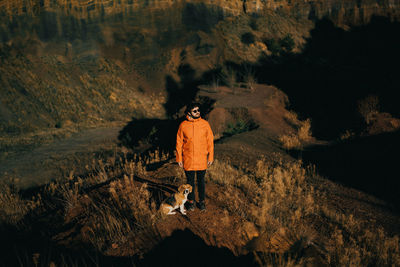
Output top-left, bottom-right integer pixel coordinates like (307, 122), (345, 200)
(255, 252), (305, 267)
(220, 67), (238, 89)
(297, 118), (312, 141)
(223, 119), (258, 137)
(241, 66), (257, 92)
(0, 179), (41, 226)
(279, 115), (312, 150)
(241, 32), (256, 45)
(264, 34), (295, 55)
(85, 175), (160, 251)
(249, 17), (259, 31)
(339, 129), (355, 140)
(280, 34), (295, 52)
(264, 38), (281, 55)
(278, 134), (302, 150)
(209, 77), (220, 92)
(357, 94), (380, 124)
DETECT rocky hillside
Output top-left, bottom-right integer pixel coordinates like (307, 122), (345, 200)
(1, 0), (399, 150)
(0, 0), (311, 147)
(1, 0), (399, 27)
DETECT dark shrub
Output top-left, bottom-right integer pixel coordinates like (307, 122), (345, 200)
(264, 38), (281, 55)
(280, 34), (295, 52)
(241, 32), (256, 45)
(249, 18), (258, 31)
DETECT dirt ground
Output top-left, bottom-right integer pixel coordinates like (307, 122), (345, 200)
(0, 126), (123, 188)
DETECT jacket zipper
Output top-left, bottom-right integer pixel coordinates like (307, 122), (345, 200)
(192, 121), (195, 167)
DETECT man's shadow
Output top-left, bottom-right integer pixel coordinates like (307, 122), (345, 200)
(119, 64), (216, 155)
(118, 118), (181, 155)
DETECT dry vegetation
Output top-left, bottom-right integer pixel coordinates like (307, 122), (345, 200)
(279, 111), (313, 150)
(1, 148), (399, 266)
(357, 94), (380, 125)
(0, 55), (166, 151)
(0, 178), (41, 226)
(208, 158), (400, 266)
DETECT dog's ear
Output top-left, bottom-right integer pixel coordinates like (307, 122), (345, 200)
(178, 185), (185, 193)
(187, 184), (193, 192)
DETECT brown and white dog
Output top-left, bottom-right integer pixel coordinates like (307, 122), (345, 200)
(160, 184), (192, 215)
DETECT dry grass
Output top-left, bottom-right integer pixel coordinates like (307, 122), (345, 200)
(320, 204), (400, 266)
(278, 134), (303, 151)
(279, 111), (313, 150)
(2, 147), (399, 265)
(220, 67), (238, 91)
(83, 175), (160, 252)
(44, 151), (165, 253)
(241, 66), (257, 92)
(0, 178), (41, 226)
(357, 94), (380, 124)
(208, 156), (400, 266)
(208, 158), (316, 239)
(339, 129), (356, 140)
(208, 158), (316, 265)
(252, 159), (315, 228)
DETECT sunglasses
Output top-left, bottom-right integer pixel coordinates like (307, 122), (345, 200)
(191, 109), (200, 113)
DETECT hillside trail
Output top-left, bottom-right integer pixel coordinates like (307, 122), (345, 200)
(0, 126), (123, 188)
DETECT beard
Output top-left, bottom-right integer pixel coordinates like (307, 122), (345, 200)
(191, 113), (200, 119)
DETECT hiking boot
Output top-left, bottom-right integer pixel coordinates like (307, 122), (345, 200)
(197, 201), (206, 211)
(186, 200), (195, 211)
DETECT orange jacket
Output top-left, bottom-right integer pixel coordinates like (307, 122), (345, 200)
(176, 116), (214, 171)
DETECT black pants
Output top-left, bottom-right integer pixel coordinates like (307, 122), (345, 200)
(185, 170), (206, 203)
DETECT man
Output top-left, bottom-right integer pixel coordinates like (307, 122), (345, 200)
(176, 103), (214, 211)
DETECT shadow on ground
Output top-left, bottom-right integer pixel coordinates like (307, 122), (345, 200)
(224, 16), (400, 140)
(296, 130), (400, 210)
(118, 118), (182, 154)
(0, 172), (259, 266)
(0, 224), (138, 266)
(140, 229), (257, 267)
(119, 65), (216, 154)
(0, 211), (256, 267)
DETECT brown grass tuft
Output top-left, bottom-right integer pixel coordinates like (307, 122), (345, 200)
(208, 156), (400, 266)
(47, 153), (163, 252)
(357, 94), (380, 124)
(0, 178), (41, 226)
(279, 111), (312, 150)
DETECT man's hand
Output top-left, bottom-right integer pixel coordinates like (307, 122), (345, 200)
(207, 161), (213, 167)
(178, 162), (183, 168)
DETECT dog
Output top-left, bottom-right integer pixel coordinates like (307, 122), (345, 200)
(160, 184), (192, 215)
